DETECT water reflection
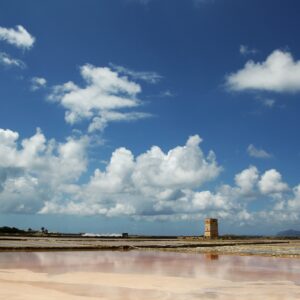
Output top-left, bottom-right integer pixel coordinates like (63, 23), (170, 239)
(0, 250), (299, 284)
(205, 253), (219, 261)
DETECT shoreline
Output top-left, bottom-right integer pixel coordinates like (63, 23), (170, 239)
(0, 248), (299, 259)
(0, 236), (299, 258)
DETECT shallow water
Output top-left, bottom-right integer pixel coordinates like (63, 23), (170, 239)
(0, 251), (299, 299)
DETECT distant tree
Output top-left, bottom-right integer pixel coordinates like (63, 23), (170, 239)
(40, 227), (48, 234)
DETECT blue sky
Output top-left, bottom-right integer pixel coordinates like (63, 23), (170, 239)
(0, 0), (300, 235)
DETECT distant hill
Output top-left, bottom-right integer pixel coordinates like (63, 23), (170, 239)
(277, 229), (300, 237)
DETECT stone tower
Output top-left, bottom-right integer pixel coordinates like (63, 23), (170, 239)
(204, 218), (219, 239)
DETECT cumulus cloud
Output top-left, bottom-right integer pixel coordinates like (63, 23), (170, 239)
(48, 64), (151, 132)
(38, 137), (299, 225)
(0, 52), (26, 68)
(258, 169), (289, 196)
(30, 77), (47, 91)
(247, 144), (272, 159)
(41, 134), (222, 217)
(109, 63), (162, 84)
(287, 185), (300, 209)
(234, 166), (259, 195)
(226, 50), (300, 93)
(131, 135), (220, 190)
(0, 25), (35, 49)
(0, 128), (89, 213)
(0, 132), (223, 217)
(0, 129), (298, 226)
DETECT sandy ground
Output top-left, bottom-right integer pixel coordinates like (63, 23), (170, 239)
(0, 251), (299, 300)
(161, 240), (300, 257)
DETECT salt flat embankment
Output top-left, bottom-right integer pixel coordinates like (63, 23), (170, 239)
(0, 236), (299, 257)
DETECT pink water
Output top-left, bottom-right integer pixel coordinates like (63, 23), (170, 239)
(0, 251), (299, 299)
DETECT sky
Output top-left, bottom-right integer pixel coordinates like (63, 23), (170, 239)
(0, 0), (300, 235)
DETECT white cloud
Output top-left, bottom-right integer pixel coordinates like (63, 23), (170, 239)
(132, 135), (221, 190)
(109, 63), (162, 84)
(88, 111), (151, 132)
(38, 137), (298, 224)
(0, 128), (299, 226)
(0, 25), (35, 49)
(0, 128), (89, 213)
(0, 52), (26, 68)
(31, 77), (47, 91)
(40, 134), (222, 217)
(226, 50), (300, 93)
(48, 64), (151, 132)
(0, 128), (19, 146)
(258, 169), (289, 195)
(0, 132), (222, 217)
(234, 166), (259, 195)
(239, 45), (258, 56)
(287, 185), (300, 209)
(247, 144), (272, 159)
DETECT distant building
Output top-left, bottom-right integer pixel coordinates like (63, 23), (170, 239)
(204, 218), (219, 239)
(122, 232), (129, 238)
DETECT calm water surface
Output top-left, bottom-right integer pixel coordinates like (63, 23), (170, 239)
(0, 251), (299, 299)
